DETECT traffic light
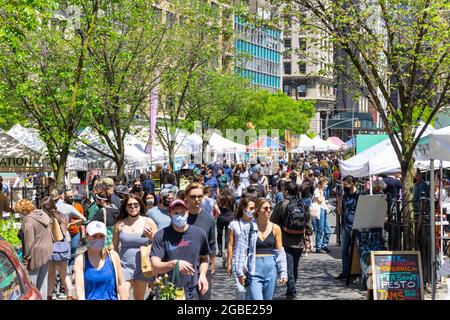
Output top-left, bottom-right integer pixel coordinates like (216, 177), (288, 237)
(354, 120), (361, 128)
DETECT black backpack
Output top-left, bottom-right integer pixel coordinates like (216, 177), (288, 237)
(283, 197), (308, 235)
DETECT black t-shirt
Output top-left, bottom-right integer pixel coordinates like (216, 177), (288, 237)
(187, 211), (217, 253)
(151, 225), (210, 299)
(91, 206), (119, 228)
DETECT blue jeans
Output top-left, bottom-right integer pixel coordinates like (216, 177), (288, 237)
(341, 229), (352, 275)
(312, 209), (331, 250)
(303, 198), (312, 212)
(248, 256), (278, 300)
(285, 247), (303, 295)
(69, 232), (81, 271)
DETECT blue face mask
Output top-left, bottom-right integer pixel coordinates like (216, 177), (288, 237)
(244, 211), (254, 219)
(88, 239), (105, 250)
(172, 214), (188, 228)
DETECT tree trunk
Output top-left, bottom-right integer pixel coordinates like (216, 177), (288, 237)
(400, 158), (415, 251)
(202, 140), (208, 165)
(54, 150), (69, 190)
(168, 142), (175, 173)
(116, 156), (126, 183)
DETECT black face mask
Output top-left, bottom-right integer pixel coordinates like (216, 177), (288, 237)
(344, 187), (351, 193)
(66, 198), (74, 205)
(162, 197), (171, 207)
(133, 186), (142, 192)
(413, 178), (417, 184)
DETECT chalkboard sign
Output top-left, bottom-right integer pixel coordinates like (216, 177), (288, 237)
(371, 251), (424, 300)
(354, 228), (386, 286)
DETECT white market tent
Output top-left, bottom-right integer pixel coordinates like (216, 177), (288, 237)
(292, 134), (337, 152)
(339, 124), (442, 177)
(8, 124), (88, 171)
(0, 130), (53, 172)
(207, 132), (247, 153)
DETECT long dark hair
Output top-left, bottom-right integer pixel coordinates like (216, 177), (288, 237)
(118, 194), (147, 221)
(40, 196), (57, 219)
(217, 188), (234, 209)
(234, 197), (255, 220)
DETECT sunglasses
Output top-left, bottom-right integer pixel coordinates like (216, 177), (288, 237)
(261, 207), (272, 211)
(134, 185), (141, 187)
(189, 195), (203, 200)
(127, 203), (140, 209)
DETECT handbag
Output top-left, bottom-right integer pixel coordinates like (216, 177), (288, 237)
(140, 244), (153, 278)
(51, 240), (71, 262)
(50, 217), (64, 242)
(309, 202), (321, 219)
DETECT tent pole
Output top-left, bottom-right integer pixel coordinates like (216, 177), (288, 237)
(440, 161), (444, 265)
(430, 160), (436, 300)
(369, 175), (373, 195)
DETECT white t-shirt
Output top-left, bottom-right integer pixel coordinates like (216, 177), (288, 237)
(228, 219), (251, 258)
(313, 188), (326, 208)
(231, 183), (245, 198)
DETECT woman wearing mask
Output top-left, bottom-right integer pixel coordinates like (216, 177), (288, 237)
(235, 198), (288, 300)
(74, 221), (126, 300)
(112, 194), (157, 300)
(312, 177), (331, 254)
(142, 192), (156, 211)
(226, 198), (255, 300)
(41, 197), (73, 300)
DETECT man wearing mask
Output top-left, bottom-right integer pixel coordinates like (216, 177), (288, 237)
(147, 189), (174, 230)
(185, 183), (216, 300)
(335, 175), (360, 280)
(98, 178), (120, 209)
(204, 170), (219, 199)
(0, 178), (11, 213)
(151, 199), (210, 300)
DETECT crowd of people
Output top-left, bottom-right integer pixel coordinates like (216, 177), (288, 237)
(3, 153), (441, 300)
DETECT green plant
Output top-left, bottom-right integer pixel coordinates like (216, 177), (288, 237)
(153, 273), (185, 300)
(0, 218), (21, 248)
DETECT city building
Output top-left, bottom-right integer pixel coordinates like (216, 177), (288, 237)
(233, 1), (282, 92)
(281, 12), (336, 138)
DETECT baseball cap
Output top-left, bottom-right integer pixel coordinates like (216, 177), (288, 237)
(159, 188), (172, 198)
(50, 189), (61, 201)
(169, 199), (187, 210)
(100, 177), (114, 187)
(86, 221), (107, 236)
(115, 185), (129, 196)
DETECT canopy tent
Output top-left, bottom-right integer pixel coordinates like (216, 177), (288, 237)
(339, 123), (440, 177)
(291, 134), (336, 152)
(207, 133), (247, 153)
(0, 130), (53, 172)
(123, 133), (166, 165)
(326, 137), (347, 149)
(8, 124), (88, 171)
(312, 136), (338, 152)
(346, 137), (355, 147)
(246, 136), (284, 152)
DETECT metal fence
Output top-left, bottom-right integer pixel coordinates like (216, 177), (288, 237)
(8, 186), (50, 214)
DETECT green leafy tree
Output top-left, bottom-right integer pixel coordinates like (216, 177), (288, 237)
(185, 72), (251, 163)
(222, 90), (316, 141)
(0, 1), (100, 188)
(269, 0), (450, 248)
(80, 0), (170, 180)
(153, 0), (231, 170)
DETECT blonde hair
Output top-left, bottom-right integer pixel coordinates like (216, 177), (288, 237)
(185, 182), (204, 196)
(15, 199), (35, 214)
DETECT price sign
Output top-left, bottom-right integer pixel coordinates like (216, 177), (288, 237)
(371, 251), (424, 300)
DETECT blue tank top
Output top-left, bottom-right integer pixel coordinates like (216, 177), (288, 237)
(84, 251), (118, 300)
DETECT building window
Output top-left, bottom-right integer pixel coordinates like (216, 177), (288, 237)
(298, 61), (306, 73)
(298, 84), (306, 97)
(284, 38), (291, 49)
(283, 84), (291, 95)
(284, 62), (291, 75)
(299, 38), (306, 51)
